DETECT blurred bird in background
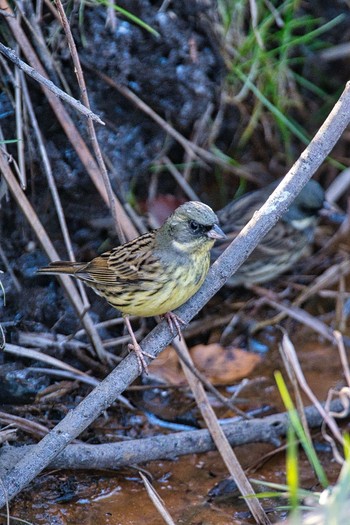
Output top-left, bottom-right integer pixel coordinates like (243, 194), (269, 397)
(212, 179), (326, 286)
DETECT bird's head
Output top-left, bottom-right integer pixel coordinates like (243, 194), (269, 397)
(284, 180), (326, 230)
(156, 201), (226, 254)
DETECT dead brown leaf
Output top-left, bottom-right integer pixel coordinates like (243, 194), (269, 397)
(149, 344), (261, 385)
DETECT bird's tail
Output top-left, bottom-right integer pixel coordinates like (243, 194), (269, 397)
(37, 261), (87, 276)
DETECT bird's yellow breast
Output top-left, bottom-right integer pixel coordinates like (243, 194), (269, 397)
(100, 251), (210, 317)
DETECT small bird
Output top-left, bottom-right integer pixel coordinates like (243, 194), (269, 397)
(38, 201), (226, 373)
(211, 179), (326, 286)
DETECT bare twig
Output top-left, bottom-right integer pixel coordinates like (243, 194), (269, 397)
(0, 150), (109, 362)
(140, 473), (176, 525)
(14, 56), (26, 189)
(174, 337), (271, 525)
(278, 331), (312, 443)
(251, 259), (350, 333)
(162, 156), (200, 201)
(0, 42), (104, 125)
(0, 412), (50, 439)
(4, 343), (95, 381)
(21, 71), (90, 309)
(54, 0), (124, 243)
(279, 332), (344, 445)
(334, 330), (350, 388)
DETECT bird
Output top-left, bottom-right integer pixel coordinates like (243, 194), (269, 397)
(38, 201), (226, 373)
(211, 179), (326, 286)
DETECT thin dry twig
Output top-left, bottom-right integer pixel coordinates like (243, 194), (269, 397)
(140, 472), (176, 525)
(162, 155), (200, 201)
(14, 59), (26, 189)
(0, 149), (108, 362)
(0, 42), (104, 125)
(251, 259), (350, 333)
(20, 71), (90, 309)
(279, 332), (344, 445)
(173, 337), (271, 525)
(334, 330), (350, 387)
(54, 0), (124, 243)
(4, 343), (95, 381)
(278, 330), (312, 443)
(0, 412), (50, 439)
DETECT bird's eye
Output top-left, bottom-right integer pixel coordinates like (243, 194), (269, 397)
(189, 220), (200, 232)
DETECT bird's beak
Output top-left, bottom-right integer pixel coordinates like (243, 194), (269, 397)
(207, 224), (227, 240)
(319, 201), (346, 224)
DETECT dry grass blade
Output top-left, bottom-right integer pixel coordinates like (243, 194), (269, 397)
(0, 150), (108, 362)
(54, 0), (124, 243)
(4, 343), (95, 381)
(265, 299), (336, 342)
(20, 72), (90, 309)
(322, 386), (350, 465)
(2, 0), (137, 240)
(0, 412), (50, 439)
(162, 155), (200, 201)
(139, 472), (176, 525)
(278, 330), (312, 443)
(279, 332), (344, 445)
(334, 330), (350, 387)
(18, 331), (89, 352)
(14, 65), (25, 189)
(294, 259), (350, 308)
(28, 368), (99, 388)
(252, 259), (350, 333)
(0, 426), (17, 446)
(173, 337), (271, 525)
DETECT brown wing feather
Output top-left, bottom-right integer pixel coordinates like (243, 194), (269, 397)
(39, 231), (160, 289)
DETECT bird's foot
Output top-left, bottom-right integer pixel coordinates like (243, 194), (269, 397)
(163, 312), (186, 339)
(127, 343), (154, 375)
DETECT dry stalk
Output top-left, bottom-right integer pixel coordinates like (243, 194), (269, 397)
(54, 0), (124, 243)
(173, 337), (271, 525)
(0, 149), (109, 362)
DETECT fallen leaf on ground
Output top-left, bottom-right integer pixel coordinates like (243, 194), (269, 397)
(191, 343), (261, 384)
(149, 344), (261, 385)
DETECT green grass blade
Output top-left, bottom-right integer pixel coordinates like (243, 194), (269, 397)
(95, 0), (160, 37)
(275, 371), (329, 488)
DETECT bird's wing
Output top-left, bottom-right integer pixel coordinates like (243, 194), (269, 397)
(80, 231), (160, 286)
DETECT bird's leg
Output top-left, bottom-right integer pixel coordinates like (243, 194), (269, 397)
(163, 312), (186, 340)
(123, 315), (154, 374)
